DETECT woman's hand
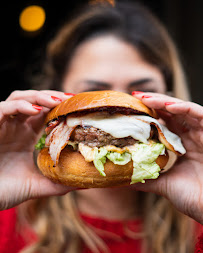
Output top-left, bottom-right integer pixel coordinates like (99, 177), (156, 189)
(0, 90), (76, 210)
(132, 92), (203, 224)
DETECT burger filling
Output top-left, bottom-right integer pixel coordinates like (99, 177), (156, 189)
(36, 113), (186, 184)
(71, 126), (142, 148)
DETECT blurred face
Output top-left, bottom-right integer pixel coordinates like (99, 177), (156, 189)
(62, 35), (166, 94)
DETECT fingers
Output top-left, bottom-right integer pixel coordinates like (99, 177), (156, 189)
(0, 90), (75, 126)
(6, 90), (73, 108)
(0, 100), (43, 125)
(41, 90), (76, 99)
(164, 101), (203, 120)
(132, 92), (203, 120)
(132, 92), (181, 110)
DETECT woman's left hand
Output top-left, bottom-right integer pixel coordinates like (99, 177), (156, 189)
(132, 92), (203, 224)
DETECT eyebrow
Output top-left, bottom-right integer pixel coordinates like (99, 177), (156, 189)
(128, 78), (154, 88)
(80, 78), (154, 89)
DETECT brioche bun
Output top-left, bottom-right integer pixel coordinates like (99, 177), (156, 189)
(37, 147), (169, 188)
(45, 90), (157, 124)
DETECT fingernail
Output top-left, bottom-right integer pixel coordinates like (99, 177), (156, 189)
(142, 95), (152, 99)
(165, 102), (176, 106)
(64, 93), (76, 96)
(132, 91), (144, 95)
(32, 104), (43, 110)
(51, 96), (62, 102)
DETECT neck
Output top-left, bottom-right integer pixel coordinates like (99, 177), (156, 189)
(75, 187), (138, 221)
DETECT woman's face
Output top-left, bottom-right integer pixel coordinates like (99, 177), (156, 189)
(62, 35), (166, 94)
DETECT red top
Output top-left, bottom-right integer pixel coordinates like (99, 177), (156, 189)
(0, 208), (25, 253)
(0, 207), (202, 253)
(195, 234), (203, 253)
(80, 213), (142, 253)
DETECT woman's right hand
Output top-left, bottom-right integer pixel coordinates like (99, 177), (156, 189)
(0, 90), (76, 210)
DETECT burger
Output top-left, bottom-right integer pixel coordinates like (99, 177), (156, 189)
(36, 90), (186, 188)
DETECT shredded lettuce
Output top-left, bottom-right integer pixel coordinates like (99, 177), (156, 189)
(93, 148), (108, 176)
(131, 143), (165, 164)
(131, 162), (161, 184)
(130, 143), (165, 184)
(35, 134), (46, 150)
(92, 142), (165, 184)
(107, 152), (131, 165)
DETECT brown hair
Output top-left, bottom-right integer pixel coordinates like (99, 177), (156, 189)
(44, 1), (190, 100)
(19, 2), (194, 253)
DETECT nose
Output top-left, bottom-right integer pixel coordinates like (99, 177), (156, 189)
(112, 85), (128, 94)
(113, 88), (127, 93)
(108, 80), (129, 94)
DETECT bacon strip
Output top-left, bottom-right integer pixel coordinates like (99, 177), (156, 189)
(46, 121), (76, 165)
(45, 118), (61, 135)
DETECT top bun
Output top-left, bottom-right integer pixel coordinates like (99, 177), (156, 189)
(45, 90), (157, 124)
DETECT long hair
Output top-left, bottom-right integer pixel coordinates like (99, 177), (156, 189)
(19, 2), (194, 253)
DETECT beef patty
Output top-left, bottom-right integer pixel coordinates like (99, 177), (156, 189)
(71, 126), (137, 148)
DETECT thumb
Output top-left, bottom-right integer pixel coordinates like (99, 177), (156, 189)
(30, 174), (77, 199)
(132, 175), (168, 198)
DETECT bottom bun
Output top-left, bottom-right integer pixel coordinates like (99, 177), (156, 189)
(37, 147), (169, 188)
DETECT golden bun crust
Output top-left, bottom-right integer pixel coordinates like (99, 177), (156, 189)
(37, 147), (169, 188)
(45, 90), (157, 124)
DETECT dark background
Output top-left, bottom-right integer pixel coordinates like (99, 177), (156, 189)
(0, 0), (202, 104)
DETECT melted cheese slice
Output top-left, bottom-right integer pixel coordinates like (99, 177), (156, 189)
(67, 114), (186, 155)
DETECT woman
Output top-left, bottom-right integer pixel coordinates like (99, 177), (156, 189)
(0, 2), (203, 253)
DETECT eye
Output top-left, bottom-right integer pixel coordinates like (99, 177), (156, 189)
(128, 79), (164, 94)
(82, 87), (109, 92)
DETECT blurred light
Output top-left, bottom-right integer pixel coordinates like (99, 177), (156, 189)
(19, 5), (46, 32)
(89, 0), (115, 6)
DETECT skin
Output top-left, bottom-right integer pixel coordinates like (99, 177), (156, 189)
(63, 36), (166, 94)
(1, 35), (203, 226)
